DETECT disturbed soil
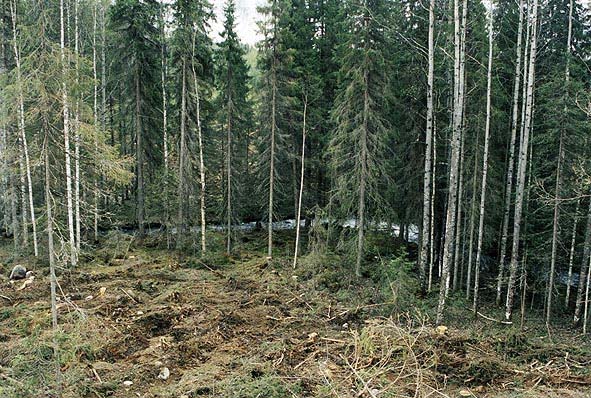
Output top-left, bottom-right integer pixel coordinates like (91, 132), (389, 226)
(1, 243), (590, 398)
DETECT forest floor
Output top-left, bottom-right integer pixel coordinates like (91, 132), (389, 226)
(0, 232), (590, 398)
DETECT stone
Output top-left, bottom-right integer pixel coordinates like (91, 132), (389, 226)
(9, 265), (27, 280)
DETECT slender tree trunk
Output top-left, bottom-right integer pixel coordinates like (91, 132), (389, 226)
(583, 255), (591, 334)
(546, 0), (573, 326)
(356, 62), (370, 278)
(497, 0), (524, 305)
(135, 66), (145, 237)
(452, 133), (465, 292)
(191, 33), (206, 253)
(73, 0), (81, 250)
(574, 197), (591, 325)
(466, 145), (478, 299)
(267, 53), (277, 259)
(60, 0), (77, 266)
(159, 2), (169, 247)
(11, 174), (18, 249)
(10, 0), (37, 256)
(226, 87), (233, 255)
(547, 137), (564, 325)
(506, 0), (538, 321)
(473, 6), (494, 313)
(92, 2), (99, 243)
(437, 0), (465, 324)
(428, 122), (437, 292)
(177, 62), (187, 242)
(294, 95), (307, 269)
(565, 199), (579, 307)
(18, 149), (26, 246)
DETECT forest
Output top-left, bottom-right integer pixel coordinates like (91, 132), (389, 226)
(0, 0), (591, 396)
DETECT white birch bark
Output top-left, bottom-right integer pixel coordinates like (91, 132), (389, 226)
(419, 0), (436, 290)
(473, 5), (494, 313)
(177, 62), (187, 240)
(191, 32), (206, 253)
(565, 199), (579, 307)
(436, 0), (465, 324)
(583, 255), (591, 334)
(293, 95), (307, 268)
(505, 0), (539, 321)
(60, 0), (77, 266)
(497, 0), (524, 305)
(10, 0), (38, 256)
(159, 3), (169, 246)
(452, 132), (465, 292)
(74, 0), (81, 250)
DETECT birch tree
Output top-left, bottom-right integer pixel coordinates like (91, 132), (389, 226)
(505, 0), (539, 321)
(497, 0), (524, 305)
(419, 0), (435, 291)
(9, 0), (37, 256)
(60, 0), (77, 266)
(473, 3), (494, 313)
(436, 0), (467, 324)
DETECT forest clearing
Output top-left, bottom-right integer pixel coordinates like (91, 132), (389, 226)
(1, 231), (591, 398)
(1, 0), (591, 396)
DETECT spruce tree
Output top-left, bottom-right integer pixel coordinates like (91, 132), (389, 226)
(216, 0), (251, 254)
(328, 0), (390, 277)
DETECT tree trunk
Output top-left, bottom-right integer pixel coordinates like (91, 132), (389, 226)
(436, 0), (465, 324)
(135, 65), (145, 237)
(10, 0), (38, 256)
(574, 197), (591, 325)
(473, 6), (494, 313)
(428, 121), (437, 292)
(565, 199), (579, 307)
(226, 84), (233, 255)
(74, 0), (81, 250)
(159, 2), (169, 247)
(497, 0), (524, 305)
(506, 0), (538, 321)
(466, 143), (478, 299)
(61, 0), (77, 267)
(452, 132), (465, 292)
(177, 62), (187, 242)
(545, 0), (574, 326)
(583, 255), (591, 334)
(293, 95), (307, 269)
(92, 2), (100, 243)
(268, 50), (277, 259)
(18, 149), (26, 246)
(191, 33), (206, 253)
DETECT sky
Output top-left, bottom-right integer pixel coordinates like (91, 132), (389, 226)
(209, 0), (591, 46)
(210, 0), (264, 45)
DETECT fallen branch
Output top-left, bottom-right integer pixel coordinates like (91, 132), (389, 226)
(119, 288), (139, 303)
(0, 294), (12, 302)
(476, 311), (513, 325)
